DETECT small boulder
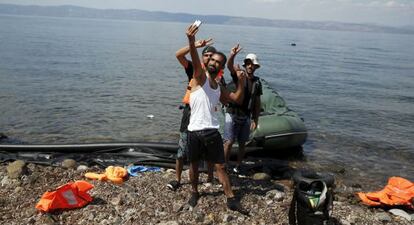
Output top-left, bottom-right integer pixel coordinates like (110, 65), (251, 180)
(252, 172), (271, 181)
(76, 165), (89, 171)
(389, 208), (411, 221)
(7, 160), (26, 179)
(265, 189), (285, 201)
(1, 176), (11, 187)
(61, 159), (76, 169)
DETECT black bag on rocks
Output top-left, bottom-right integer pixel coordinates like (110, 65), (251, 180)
(289, 173), (334, 225)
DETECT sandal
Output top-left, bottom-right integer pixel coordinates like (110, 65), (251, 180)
(188, 192), (199, 207)
(167, 180), (180, 191)
(227, 197), (250, 216)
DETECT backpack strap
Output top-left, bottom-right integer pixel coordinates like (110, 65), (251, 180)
(323, 187), (334, 219)
(288, 187), (299, 225)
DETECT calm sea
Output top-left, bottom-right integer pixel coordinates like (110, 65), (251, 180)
(0, 15), (413, 186)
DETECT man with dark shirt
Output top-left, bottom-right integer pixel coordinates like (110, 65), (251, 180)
(224, 44), (263, 172)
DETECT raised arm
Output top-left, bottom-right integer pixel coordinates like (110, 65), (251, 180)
(176, 38), (213, 68)
(175, 45), (191, 69)
(186, 24), (204, 83)
(220, 68), (246, 105)
(227, 44), (242, 80)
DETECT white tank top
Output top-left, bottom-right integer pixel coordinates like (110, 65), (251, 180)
(187, 78), (221, 131)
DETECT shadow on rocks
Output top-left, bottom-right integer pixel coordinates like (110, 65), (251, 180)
(227, 157), (297, 200)
(89, 197), (107, 206)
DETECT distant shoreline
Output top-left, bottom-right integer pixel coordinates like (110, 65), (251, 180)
(1, 3), (413, 35)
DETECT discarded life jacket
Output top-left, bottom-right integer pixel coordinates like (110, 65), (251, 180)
(85, 166), (128, 184)
(36, 180), (94, 212)
(357, 176), (414, 209)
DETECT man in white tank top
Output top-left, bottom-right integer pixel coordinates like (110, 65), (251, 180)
(185, 22), (248, 213)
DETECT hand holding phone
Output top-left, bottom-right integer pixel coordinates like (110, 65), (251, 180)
(193, 20), (202, 28)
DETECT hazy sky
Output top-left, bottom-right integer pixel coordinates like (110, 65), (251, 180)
(1, 0), (413, 26)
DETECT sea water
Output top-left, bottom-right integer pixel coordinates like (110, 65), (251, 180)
(0, 15), (413, 187)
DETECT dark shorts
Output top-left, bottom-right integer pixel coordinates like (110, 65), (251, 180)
(187, 129), (225, 164)
(176, 104), (190, 159)
(179, 104), (191, 133)
(176, 131), (188, 159)
(223, 113), (251, 143)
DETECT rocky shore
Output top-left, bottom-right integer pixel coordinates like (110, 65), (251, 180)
(1, 160), (413, 225)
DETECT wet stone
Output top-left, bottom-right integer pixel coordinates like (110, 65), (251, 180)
(252, 172), (271, 181)
(77, 165), (89, 171)
(61, 159), (76, 169)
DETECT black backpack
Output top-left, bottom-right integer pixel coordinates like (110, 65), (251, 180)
(289, 177), (334, 225)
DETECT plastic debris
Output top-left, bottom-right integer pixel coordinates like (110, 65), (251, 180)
(127, 165), (161, 177)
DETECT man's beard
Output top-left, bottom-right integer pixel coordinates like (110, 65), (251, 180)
(207, 65), (218, 75)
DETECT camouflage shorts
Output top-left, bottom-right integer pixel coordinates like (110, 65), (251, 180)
(176, 131), (188, 159)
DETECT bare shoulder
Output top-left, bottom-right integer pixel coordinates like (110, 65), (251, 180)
(190, 78), (204, 93)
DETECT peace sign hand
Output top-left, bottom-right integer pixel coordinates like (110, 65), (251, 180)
(230, 43), (242, 56)
(195, 38), (213, 48)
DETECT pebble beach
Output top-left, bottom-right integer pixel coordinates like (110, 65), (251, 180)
(1, 159), (413, 225)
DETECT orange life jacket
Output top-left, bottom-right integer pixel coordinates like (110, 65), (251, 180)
(181, 79), (194, 104)
(357, 176), (414, 209)
(35, 180), (94, 212)
(85, 166), (128, 184)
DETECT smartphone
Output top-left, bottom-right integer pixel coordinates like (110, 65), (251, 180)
(193, 20), (202, 28)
